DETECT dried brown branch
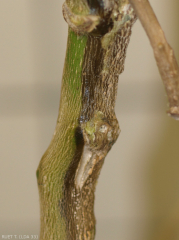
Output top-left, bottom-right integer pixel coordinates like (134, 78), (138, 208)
(129, 0), (179, 120)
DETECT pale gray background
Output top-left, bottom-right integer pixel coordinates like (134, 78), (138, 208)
(1, 1), (179, 239)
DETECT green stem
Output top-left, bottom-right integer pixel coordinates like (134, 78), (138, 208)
(37, 28), (88, 239)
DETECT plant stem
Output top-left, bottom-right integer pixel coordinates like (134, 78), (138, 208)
(37, 1), (137, 239)
(129, 0), (179, 120)
(37, 28), (88, 239)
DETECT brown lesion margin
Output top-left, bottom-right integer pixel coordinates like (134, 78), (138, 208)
(59, 34), (118, 240)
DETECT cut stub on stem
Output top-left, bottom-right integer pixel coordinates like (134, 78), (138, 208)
(62, 2), (100, 34)
(75, 111), (120, 190)
(129, 0), (179, 120)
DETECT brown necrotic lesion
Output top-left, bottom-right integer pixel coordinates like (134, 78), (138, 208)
(74, 2), (136, 190)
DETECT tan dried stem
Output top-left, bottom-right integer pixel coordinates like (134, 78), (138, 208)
(129, 0), (179, 120)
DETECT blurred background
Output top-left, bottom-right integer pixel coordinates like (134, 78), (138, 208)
(0, 0), (179, 239)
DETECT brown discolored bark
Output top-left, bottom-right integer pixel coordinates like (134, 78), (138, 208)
(37, 1), (137, 239)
